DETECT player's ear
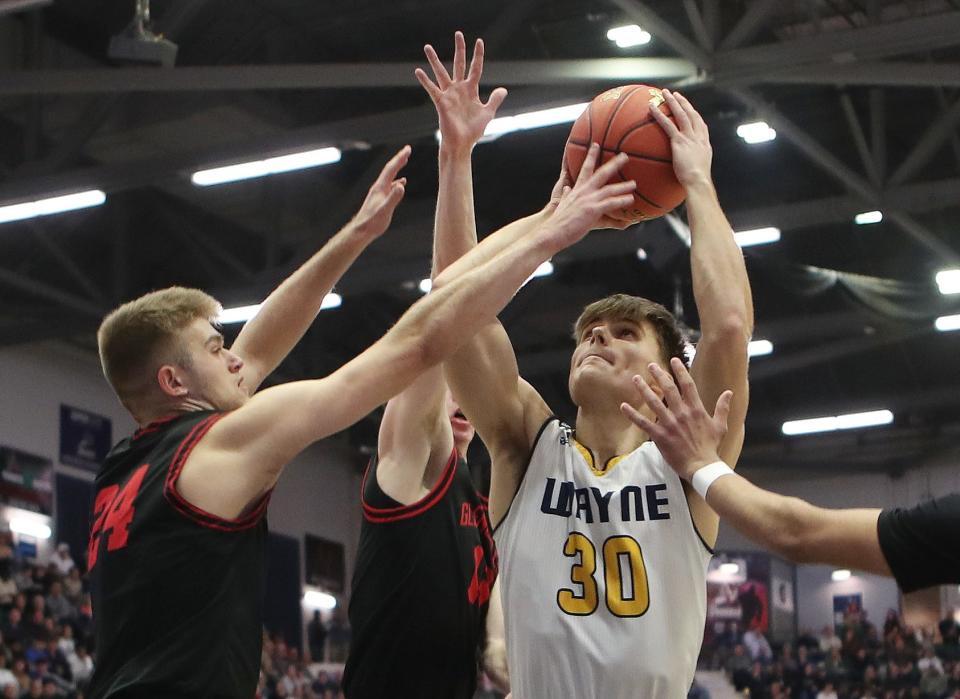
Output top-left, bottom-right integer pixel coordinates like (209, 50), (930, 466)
(157, 365), (187, 398)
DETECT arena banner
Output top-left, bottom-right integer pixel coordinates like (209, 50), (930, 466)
(0, 444), (54, 515)
(59, 404), (112, 472)
(706, 552), (770, 634)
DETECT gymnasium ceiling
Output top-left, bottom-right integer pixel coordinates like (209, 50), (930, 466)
(2, 0), (960, 476)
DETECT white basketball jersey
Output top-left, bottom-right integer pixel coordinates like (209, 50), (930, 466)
(495, 419), (712, 699)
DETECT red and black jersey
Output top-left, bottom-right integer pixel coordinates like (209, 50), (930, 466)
(87, 410), (269, 699)
(342, 450), (498, 699)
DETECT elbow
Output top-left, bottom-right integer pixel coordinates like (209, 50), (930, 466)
(769, 497), (815, 564)
(702, 313), (753, 348)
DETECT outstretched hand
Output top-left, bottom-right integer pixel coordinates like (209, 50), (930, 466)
(620, 357), (732, 480)
(415, 31), (508, 154)
(351, 145), (410, 239)
(546, 157), (634, 231)
(543, 143), (636, 250)
(649, 89), (713, 190)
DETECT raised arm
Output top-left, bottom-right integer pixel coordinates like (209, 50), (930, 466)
(621, 359), (890, 576)
(230, 146), (409, 392)
(651, 90), (753, 545)
(179, 145), (636, 519)
(376, 32), (507, 504)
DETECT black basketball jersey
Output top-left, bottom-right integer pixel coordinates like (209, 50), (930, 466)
(342, 450), (498, 699)
(87, 411), (269, 699)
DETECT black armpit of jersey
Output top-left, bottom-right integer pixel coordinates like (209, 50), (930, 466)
(877, 493), (960, 593)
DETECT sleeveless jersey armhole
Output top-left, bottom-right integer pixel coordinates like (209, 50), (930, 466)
(360, 448), (459, 523)
(492, 416), (558, 534)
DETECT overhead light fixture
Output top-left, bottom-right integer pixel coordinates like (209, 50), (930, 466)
(831, 569), (852, 582)
(219, 294), (341, 324)
(636, 248), (648, 261)
(854, 210), (883, 225)
(520, 260), (554, 289)
(736, 121), (777, 144)
(437, 103), (589, 144)
(0, 190), (106, 225)
(9, 518), (51, 540)
(735, 227), (780, 247)
(192, 147), (342, 186)
(302, 589), (337, 610)
(719, 562), (740, 575)
(782, 409), (893, 436)
(606, 24), (652, 48)
(935, 314), (960, 332)
(0, 0), (53, 16)
(418, 278), (432, 294)
(935, 269), (960, 295)
(748, 339), (773, 357)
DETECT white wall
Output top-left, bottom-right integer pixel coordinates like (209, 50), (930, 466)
(793, 565), (901, 633)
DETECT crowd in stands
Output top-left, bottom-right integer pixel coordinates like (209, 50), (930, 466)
(704, 607), (960, 698)
(0, 535), (94, 699)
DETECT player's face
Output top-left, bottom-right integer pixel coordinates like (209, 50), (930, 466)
(176, 317), (249, 412)
(568, 317), (665, 406)
(446, 392), (475, 455)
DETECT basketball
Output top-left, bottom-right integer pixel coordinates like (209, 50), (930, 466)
(564, 84), (686, 222)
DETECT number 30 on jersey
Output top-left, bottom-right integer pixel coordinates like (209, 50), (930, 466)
(557, 532), (650, 617)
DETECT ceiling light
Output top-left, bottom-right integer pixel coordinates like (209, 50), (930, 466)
(302, 589), (337, 610)
(719, 562), (740, 575)
(520, 260), (554, 289)
(854, 210), (883, 225)
(935, 314), (960, 332)
(419, 278), (432, 294)
(437, 103), (589, 144)
(606, 24), (652, 48)
(782, 409), (893, 436)
(220, 294), (340, 324)
(192, 147), (341, 186)
(735, 227), (780, 247)
(935, 269), (960, 295)
(9, 518), (51, 540)
(831, 569), (852, 582)
(748, 339), (773, 357)
(0, 190), (106, 225)
(736, 121), (776, 144)
(636, 248), (648, 261)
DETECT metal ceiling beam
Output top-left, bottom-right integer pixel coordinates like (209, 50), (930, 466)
(0, 266), (105, 317)
(839, 92), (880, 188)
(717, 0), (779, 50)
(0, 58), (696, 96)
(888, 96), (960, 186)
(682, 0), (712, 50)
(764, 61), (960, 88)
(728, 87), (960, 264)
(606, 0), (713, 67)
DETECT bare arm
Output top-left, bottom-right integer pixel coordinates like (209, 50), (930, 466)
(231, 147), (410, 392)
(652, 90), (753, 545)
(377, 32), (507, 504)
(482, 577), (510, 693)
(179, 146), (636, 519)
(622, 359), (891, 576)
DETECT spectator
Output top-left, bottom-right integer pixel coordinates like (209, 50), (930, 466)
(307, 610), (326, 663)
(744, 627), (773, 661)
(725, 644), (752, 691)
(61, 569), (82, 608)
(0, 655), (15, 692)
(920, 664), (948, 698)
(44, 584), (73, 624)
(918, 644), (945, 674)
(0, 609), (22, 648)
(0, 561), (16, 609)
(820, 625), (843, 654)
(49, 545), (74, 578)
(67, 644), (94, 687)
(816, 681), (839, 699)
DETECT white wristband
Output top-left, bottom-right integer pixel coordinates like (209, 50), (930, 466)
(691, 461), (734, 500)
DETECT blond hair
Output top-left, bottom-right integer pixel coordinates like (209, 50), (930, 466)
(572, 293), (689, 367)
(97, 287), (221, 405)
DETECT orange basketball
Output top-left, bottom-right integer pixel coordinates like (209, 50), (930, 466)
(563, 85), (685, 222)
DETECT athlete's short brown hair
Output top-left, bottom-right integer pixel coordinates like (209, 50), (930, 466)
(572, 293), (689, 367)
(97, 287), (220, 403)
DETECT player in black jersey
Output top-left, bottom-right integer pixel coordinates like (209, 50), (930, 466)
(89, 122), (637, 696)
(343, 33), (508, 699)
(623, 358), (960, 593)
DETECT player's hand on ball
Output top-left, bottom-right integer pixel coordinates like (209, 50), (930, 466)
(650, 89), (713, 191)
(351, 145), (410, 239)
(415, 31), (507, 154)
(620, 357), (732, 480)
(545, 143), (636, 249)
(546, 155), (632, 230)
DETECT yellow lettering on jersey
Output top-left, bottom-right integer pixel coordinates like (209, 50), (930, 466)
(603, 535), (650, 617)
(557, 532), (599, 615)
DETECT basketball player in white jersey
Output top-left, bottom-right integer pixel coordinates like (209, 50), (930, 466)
(432, 88), (753, 698)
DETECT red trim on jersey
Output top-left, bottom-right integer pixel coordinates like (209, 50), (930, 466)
(163, 414), (271, 531)
(360, 449), (458, 523)
(132, 414), (180, 440)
